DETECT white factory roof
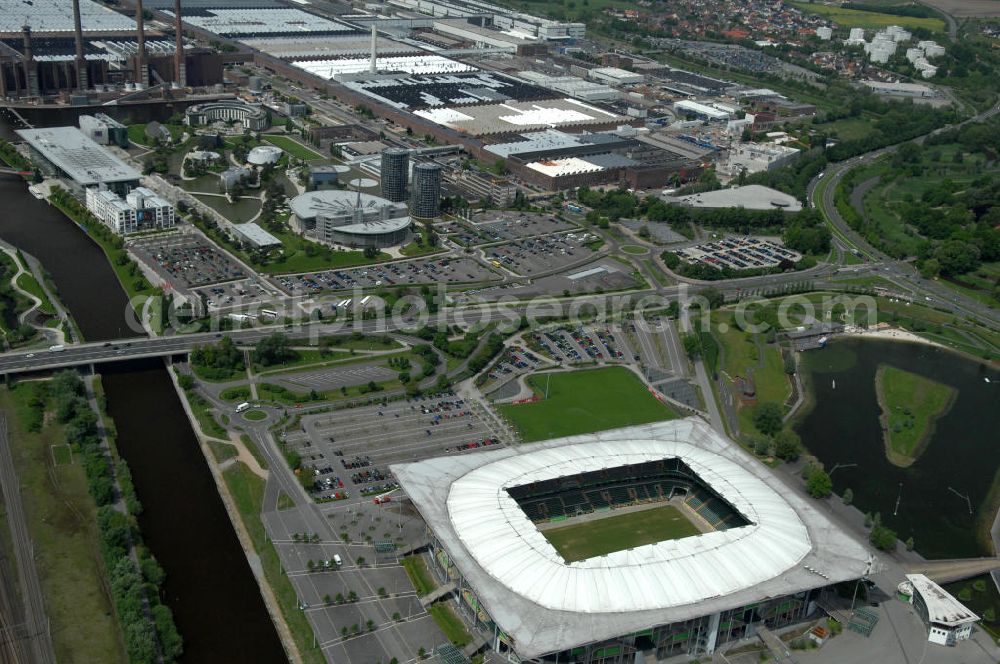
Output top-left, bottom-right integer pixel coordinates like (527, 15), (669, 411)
(163, 8), (355, 36)
(293, 55), (475, 79)
(526, 157), (604, 177)
(0, 0), (134, 34)
(16, 127), (140, 186)
(673, 185), (802, 211)
(675, 100), (730, 120)
(907, 575), (980, 627)
(393, 419), (872, 659)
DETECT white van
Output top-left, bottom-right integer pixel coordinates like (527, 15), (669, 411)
(235, 402), (251, 413)
(332, 554), (343, 567)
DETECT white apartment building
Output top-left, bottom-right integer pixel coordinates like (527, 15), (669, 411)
(86, 186), (175, 235)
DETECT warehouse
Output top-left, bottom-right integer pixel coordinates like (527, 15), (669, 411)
(414, 98), (628, 136)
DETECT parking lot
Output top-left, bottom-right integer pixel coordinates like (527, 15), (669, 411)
(528, 324), (630, 364)
(481, 344), (548, 394)
(620, 219), (688, 244)
(130, 233), (248, 289)
(273, 257), (501, 295)
(469, 213), (579, 244)
(677, 236), (802, 271)
(485, 232), (598, 277)
(280, 392), (505, 502)
(191, 278), (271, 310)
(269, 362), (402, 393)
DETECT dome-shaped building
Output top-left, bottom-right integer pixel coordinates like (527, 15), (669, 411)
(248, 145), (283, 166)
(290, 189), (411, 249)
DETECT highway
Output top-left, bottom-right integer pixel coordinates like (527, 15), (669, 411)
(808, 98), (1000, 329)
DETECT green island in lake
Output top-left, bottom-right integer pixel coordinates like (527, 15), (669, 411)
(875, 364), (957, 468)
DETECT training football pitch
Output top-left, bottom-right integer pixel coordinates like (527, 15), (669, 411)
(542, 504), (701, 562)
(498, 367), (676, 442)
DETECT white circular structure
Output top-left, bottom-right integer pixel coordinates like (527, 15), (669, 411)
(447, 438), (810, 614)
(248, 145), (283, 166)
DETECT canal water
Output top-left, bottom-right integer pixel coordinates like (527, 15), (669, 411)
(796, 337), (1000, 559)
(0, 128), (286, 659)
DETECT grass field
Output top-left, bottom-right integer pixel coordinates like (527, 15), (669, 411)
(192, 193), (262, 224)
(0, 385), (128, 664)
(542, 504), (700, 562)
(498, 367), (676, 442)
(790, 1), (945, 30)
(428, 603), (472, 647)
(262, 135), (325, 161)
(875, 364), (955, 466)
(401, 555), (436, 596)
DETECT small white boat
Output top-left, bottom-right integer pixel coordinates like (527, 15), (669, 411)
(831, 379), (836, 389)
(28, 186), (43, 200)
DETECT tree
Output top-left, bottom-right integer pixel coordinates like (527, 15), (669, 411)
(681, 332), (702, 359)
(773, 429), (802, 461)
(752, 402), (784, 437)
(842, 488), (853, 505)
(252, 333), (297, 366)
(700, 286), (724, 309)
(869, 525), (897, 551)
(364, 246), (379, 259)
(905, 536), (915, 551)
(806, 468), (832, 498)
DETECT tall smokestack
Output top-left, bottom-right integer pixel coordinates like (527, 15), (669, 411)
(135, 0), (148, 85)
(72, 0), (88, 91)
(369, 24), (377, 74)
(21, 25), (38, 97)
(173, 0), (186, 88)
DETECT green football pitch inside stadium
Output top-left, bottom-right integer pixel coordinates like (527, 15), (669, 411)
(542, 504), (701, 562)
(498, 367), (677, 442)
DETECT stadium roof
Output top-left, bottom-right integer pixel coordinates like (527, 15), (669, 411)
(906, 575), (979, 627)
(16, 127), (140, 186)
(393, 419), (871, 659)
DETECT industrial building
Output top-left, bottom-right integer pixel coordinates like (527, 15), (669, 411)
(483, 129), (698, 190)
(674, 100), (731, 121)
(385, 0), (585, 40)
(445, 169), (516, 207)
(588, 67), (644, 86)
(410, 162), (443, 219)
(290, 190), (412, 248)
(414, 98), (628, 136)
(17, 126), (141, 194)
(903, 575), (978, 646)
(392, 419), (870, 663)
(515, 71), (618, 103)
(727, 142), (800, 175)
(185, 100), (271, 131)
(380, 148), (410, 202)
(85, 186), (175, 234)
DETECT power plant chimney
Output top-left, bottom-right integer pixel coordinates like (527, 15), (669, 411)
(173, 0), (186, 88)
(21, 25), (38, 97)
(369, 24), (377, 74)
(72, 0), (88, 91)
(135, 0), (148, 85)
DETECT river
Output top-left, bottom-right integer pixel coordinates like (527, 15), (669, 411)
(796, 337), (1000, 559)
(0, 124), (285, 660)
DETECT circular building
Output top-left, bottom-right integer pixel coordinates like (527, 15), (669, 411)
(184, 101), (271, 131)
(248, 145), (283, 166)
(290, 189), (411, 249)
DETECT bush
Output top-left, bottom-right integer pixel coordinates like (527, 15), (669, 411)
(869, 525), (897, 551)
(752, 402), (784, 437)
(773, 429), (802, 461)
(806, 468), (832, 498)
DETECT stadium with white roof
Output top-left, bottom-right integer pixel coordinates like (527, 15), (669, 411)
(392, 419), (871, 662)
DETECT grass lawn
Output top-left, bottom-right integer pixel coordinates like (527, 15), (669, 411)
(222, 463), (326, 664)
(875, 364), (956, 467)
(0, 385), (128, 664)
(399, 241), (445, 258)
(790, 1), (945, 31)
(620, 245), (648, 255)
(542, 504), (700, 562)
(15, 270), (56, 316)
(240, 434), (270, 471)
(401, 555), (436, 596)
(192, 193), (262, 224)
(498, 367), (676, 442)
(428, 603), (472, 647)
(262, 135), (325, 161)
(277, 492), (295, 510)
(208, 439), (238, 462)
(243, 409), (268, 421)
(184, 389), (228, 438)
